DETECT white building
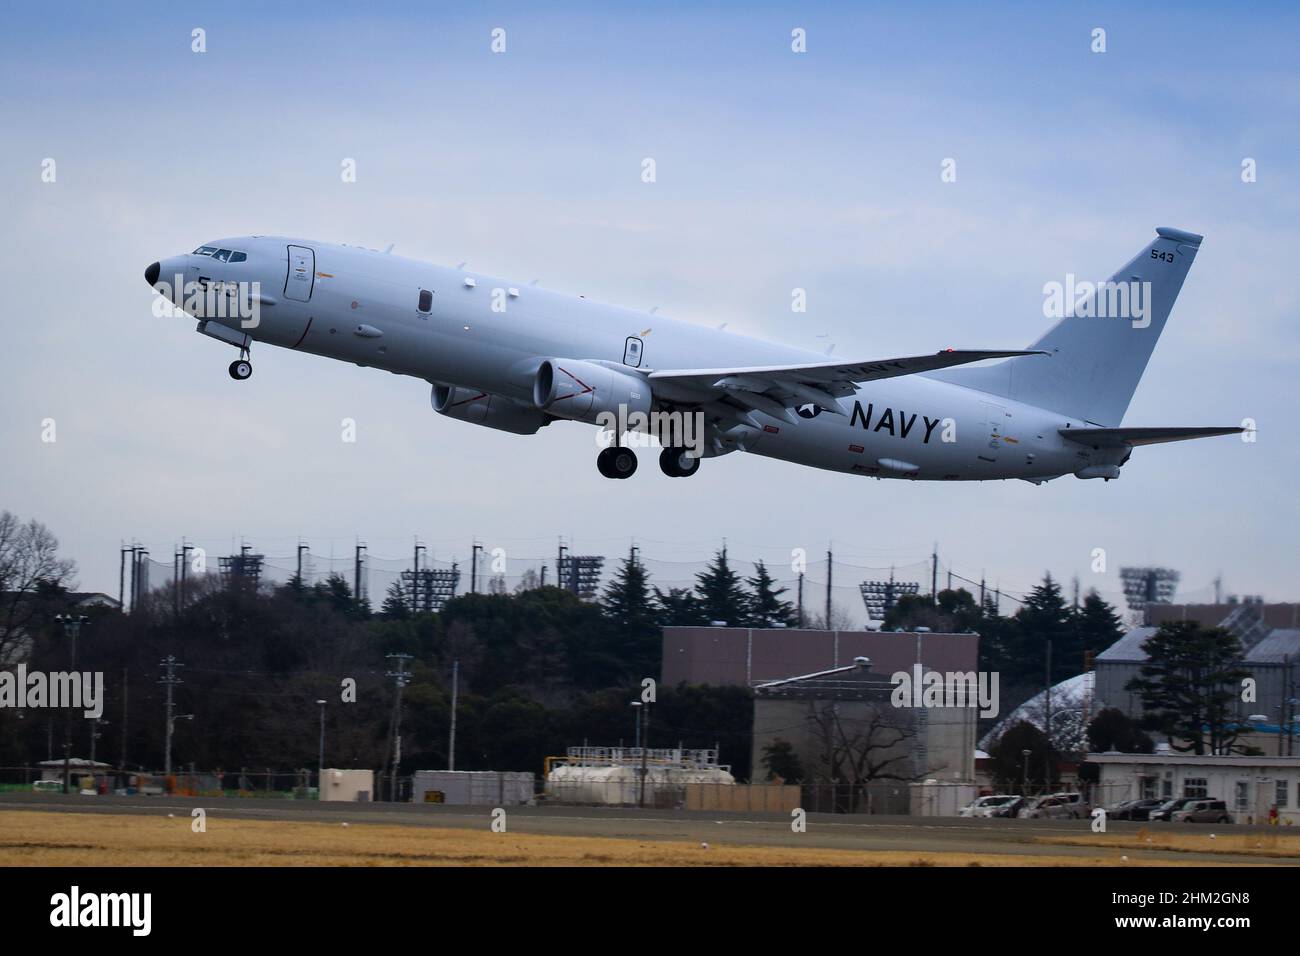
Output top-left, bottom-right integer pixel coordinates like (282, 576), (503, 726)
(1089, 752), (1300, 824)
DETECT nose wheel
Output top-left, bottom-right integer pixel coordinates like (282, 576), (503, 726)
(597, 446), (637, 479)
(228, 358), (252, 381)
(659, 447), (701, 478)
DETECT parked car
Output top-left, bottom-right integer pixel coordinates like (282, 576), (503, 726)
(988, 796), (1027, 818)
(1020, 792), (1088, 820)
(1149, 796), (1200, 822)
(1170, 799), (1232, 824)
(959, 794), (1022, 818)
(1104, 798), (1165, 821)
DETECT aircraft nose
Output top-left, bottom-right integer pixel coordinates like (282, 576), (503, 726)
(144, 261), (161, 286)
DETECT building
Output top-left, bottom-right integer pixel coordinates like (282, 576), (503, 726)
(1094, 603), (1300, 749)
(750, 659), (978, 814)
(1089, 752), (1300, 824)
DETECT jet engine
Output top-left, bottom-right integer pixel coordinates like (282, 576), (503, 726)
(431, 383), (549, 435)
(531, 359), (651, 424)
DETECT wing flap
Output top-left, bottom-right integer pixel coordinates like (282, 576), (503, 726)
(648, 349), (1046, 406)
(1060, 426), (1244, 448)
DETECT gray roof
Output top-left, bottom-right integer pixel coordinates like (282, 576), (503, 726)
(1244, 629), (1300, 663)
(1096, 626), (1158, 662)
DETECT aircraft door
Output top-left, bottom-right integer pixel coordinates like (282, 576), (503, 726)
(284, 245), (315, 302)
(623, 336), (644, 368)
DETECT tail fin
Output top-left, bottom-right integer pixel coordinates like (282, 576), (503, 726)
(931, 227), (1202, 425)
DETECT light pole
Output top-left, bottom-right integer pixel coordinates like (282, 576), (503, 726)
(1021, 748), (1032, 798)
(316, 699), (327, 795)
(630, 701), (644, 807)
(55, 614), (88, 794)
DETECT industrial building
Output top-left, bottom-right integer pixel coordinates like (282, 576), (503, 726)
(750, 658), (978, 814)
(1090, 751), (1300, 824)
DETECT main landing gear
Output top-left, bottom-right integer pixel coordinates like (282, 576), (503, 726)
(597, 446), (638, 479)
(596, 446), (703, 480)
(659, 447), (701, 478)
(228, 350), (252, 381)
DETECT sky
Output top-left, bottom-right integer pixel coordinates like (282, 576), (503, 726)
(1, 2), (1297, 624)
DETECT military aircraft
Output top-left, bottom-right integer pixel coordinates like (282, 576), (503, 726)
(144, 226), (1241, 481)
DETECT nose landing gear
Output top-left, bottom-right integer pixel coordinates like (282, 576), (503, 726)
(597, 446), (638, 479)
(228, 349), (252, 381)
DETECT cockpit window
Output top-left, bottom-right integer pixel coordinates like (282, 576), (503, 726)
(193, 246), (247, 261)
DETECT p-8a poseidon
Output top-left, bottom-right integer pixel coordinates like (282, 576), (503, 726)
(144, 227), (1241, 482)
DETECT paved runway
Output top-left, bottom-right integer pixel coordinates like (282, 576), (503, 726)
(1, 792), (1292, 864)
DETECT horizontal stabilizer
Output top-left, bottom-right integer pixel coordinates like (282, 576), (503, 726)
(1060, 426), (1244, 448)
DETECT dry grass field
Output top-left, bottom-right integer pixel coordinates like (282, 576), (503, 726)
(0, 810), (1289, 866)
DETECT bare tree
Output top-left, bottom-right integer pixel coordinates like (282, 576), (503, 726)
(804, 700), (920, 810)
(0, 512), (78, 664)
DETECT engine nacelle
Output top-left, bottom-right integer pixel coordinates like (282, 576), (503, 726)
(432, 383), (549, 435)
(532, 359), (651, 424)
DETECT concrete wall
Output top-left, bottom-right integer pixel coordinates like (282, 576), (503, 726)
(412, 770), (534, 806)
(320, 769), (373, 802)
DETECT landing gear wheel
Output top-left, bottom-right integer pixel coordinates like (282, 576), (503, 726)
(659, 447), (700, 478)
(597, 446), (638, 479)
(228, 359), (252, 381)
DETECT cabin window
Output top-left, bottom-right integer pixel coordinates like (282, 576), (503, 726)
(417, 289), (433, 313)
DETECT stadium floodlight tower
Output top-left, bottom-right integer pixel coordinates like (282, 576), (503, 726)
(860, 578), (920, 622)
(1119, 566), (1180, 613)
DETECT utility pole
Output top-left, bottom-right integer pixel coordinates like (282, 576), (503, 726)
(120, 667), (129, 769)
(448, 659), (459, 771)
(1044, 640), (1053, 753)
(180, 541), (192, 609)
(354, 543), (366, 607)
(316, 699), (327, 793)
(56, 615), (87, 794)
(797, 572), (805, 628)
(556, 542), (567, 594)
(931, 545), (938, 604)
(386, 653), (413, 801)
(119, 544), (128, 609)
(640, 703), (650, 808)
(296, 540), (309, 587)
(159, 656), (183, 777)
(471, 542), (483, 594)
(825, 549), (832, 628)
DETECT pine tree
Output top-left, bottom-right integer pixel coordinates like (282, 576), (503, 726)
(694, 547), (749, 625)
(381, 580), (409, 619)
(1076, 590), (1125, 658)
(746, 561), (795, 627)
(653, 587), (705, 626)
(1126, 622), (1249, 755)
(602, 548), (660, 673)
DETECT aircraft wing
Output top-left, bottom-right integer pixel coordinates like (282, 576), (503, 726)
(646, 349), (1045, 424)
(1059, 426), (1245, 448)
